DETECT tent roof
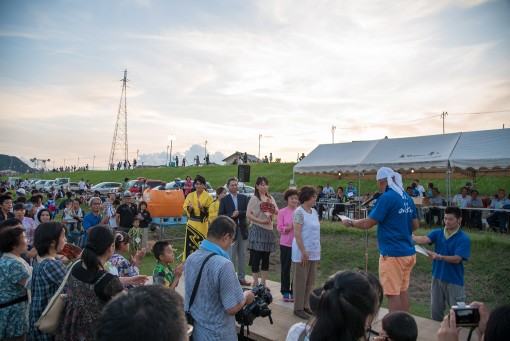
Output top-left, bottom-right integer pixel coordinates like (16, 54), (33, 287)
(293, 140), (378, 174)
(449, 129), (510, 170)
(358, 132), (461, 172)
(294, 129), (510, 174)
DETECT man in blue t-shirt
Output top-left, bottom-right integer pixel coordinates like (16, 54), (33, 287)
(341, 167), (419, 313)
(413, 206), (471, 321)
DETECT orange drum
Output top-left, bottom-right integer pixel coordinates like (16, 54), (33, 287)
(143, 188), (185, 218)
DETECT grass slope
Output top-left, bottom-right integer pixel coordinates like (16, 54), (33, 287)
(23, 163), (510, 195)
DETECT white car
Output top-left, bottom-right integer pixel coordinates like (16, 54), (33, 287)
(43, 180), (55, 193)
(68, 182), (80, 192)
(91, 182), (122, 196)
(225, 182), (255, 199)
(34, 180), (48, 191)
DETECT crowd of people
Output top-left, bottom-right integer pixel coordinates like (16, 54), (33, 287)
(0, 168), (509, 341)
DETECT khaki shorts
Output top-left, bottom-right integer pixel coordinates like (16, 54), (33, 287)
(379, 254), (416, 296)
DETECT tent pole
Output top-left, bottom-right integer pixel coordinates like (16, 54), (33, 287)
(358, 172), (369, 272)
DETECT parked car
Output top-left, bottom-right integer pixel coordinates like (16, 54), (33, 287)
(53, 177), (71, 190)
(34, 180), (48, 191)
(68, 182), (80, 192)
(222, 182), (255, 199)
(43, 180), (55, 193)
(91, 182), (122, 196)
(128, 179), (164, 193)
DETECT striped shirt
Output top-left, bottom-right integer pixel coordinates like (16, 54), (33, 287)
(184, 249), (245, 341)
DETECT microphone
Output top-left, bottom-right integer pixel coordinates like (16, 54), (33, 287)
(362, 192), (381, 207)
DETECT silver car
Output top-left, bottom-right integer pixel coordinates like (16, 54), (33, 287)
(91, 182), (122, 195)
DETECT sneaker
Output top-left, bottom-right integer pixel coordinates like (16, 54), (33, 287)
(294, 310), (310, 320)
(283, 293), (291, 302)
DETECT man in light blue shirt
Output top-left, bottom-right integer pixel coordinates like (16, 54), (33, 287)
(487, 189), (510, 233)
(184, 216), (254, 341)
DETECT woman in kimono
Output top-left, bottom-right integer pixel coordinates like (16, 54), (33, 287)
(183, 175), (213, 260)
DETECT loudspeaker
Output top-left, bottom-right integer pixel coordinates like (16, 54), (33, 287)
(238, 165), (251, 183)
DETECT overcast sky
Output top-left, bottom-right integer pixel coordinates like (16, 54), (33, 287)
(1, 0), (509, 169)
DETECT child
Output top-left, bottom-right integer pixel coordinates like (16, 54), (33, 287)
(128, 216), (144, 254)
(375, 311), (418, 341)
(109, 232), (146, 290)
(152, 241), (184, 289)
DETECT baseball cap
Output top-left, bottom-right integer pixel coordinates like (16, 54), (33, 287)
(16, 188), (26, 195)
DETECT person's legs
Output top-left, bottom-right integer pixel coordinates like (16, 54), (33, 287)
(431, 277), (447, 321)
(260, 251), (270, 287)
(497, 212), (508, 232)
(237, 236), (247, 280)
(250, 250), (261, 286)
(304, 261), (317, 311)
(293, 262), (309, 312)
(280, 245), (292, 295)
(380, 255), (415, 313)
(444, 282), (465, 312)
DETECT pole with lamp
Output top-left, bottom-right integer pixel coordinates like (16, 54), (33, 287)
(331, 125), (336, 143)
(204, 140), (207, 164)
(258, 134), (262, 160)
(166, 145), (169, 166)
(92, 156), (95, 170)
(168, 135), (175, 166)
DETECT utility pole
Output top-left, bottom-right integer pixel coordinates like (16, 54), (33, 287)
(258, 134), (262, 160)
(331, 125), (336, 143)
(441, 111), (448, 134)
(109, 69), (129, 169)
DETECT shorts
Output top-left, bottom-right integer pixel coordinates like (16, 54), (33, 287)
(379, 254), (416, 296)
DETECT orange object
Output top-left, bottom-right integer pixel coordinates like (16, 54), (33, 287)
(143, 188), (185, 218)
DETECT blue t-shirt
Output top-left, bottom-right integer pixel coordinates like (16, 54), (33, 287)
(427, 228), (470, 286)
(82, 213), (103, 244)
(369, 188), (417, 257)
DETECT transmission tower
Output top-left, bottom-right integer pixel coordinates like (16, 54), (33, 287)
(108, 70), (129, 169)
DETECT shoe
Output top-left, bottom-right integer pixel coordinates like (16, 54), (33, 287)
(239, 279), (252, 286)
(304, 307), (313, 315)
(294, 310), (310, 320)
(260, 283), (270, 291)
(283, 293), (291, 302)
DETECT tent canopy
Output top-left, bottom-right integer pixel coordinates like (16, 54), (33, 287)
(294, 129), (510, 175)
(293, 140), (378, 174)
(449, 129), (510, 171)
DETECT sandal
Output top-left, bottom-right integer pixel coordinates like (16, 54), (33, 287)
(260, 283), (270, 291)
(304, 307), (313, 315)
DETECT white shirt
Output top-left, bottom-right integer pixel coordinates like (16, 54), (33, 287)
(292, 206), (321, 262)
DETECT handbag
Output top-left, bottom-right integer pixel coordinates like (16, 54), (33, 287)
(35, 261), (78, 334)
(185, 253), (216, 340)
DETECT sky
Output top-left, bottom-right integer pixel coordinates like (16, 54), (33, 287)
(1, 0), (509, 170)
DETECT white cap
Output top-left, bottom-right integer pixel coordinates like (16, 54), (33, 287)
(376, 167), (404, 197)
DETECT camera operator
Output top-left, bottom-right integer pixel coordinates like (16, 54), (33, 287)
(184, 216), (255, 341)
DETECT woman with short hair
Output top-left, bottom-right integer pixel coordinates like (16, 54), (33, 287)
(29, 221), (67, 341)
(0, 219), (31, 341)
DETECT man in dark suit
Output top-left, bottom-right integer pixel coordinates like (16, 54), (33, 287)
(219, 177), (251, 286)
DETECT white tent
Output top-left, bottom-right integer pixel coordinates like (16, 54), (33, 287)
(449, 129), (510, 171)
(293, 140), (378, 174)
(358, 133), (461, 172)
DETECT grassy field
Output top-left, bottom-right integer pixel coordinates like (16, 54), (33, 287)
(19, 162), (510, 196)
(135, 221), (510, 319)
(11, 165), (510, 319)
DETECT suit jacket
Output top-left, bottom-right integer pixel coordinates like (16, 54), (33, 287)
(219, 193), (249, 240)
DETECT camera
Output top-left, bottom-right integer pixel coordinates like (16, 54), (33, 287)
(452, 305), (480, 327)
(235, 284), (273, 327)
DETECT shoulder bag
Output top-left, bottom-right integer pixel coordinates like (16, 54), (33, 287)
(35, 261), (78, 334)
(185, 253), (216, 339)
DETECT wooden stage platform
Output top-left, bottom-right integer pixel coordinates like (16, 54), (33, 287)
(170, 275), (478, 341)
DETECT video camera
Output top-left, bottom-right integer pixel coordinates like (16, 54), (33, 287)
(236, 284), (273, 327)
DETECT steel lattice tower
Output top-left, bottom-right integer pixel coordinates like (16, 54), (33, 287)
(108, 69), (129, 169)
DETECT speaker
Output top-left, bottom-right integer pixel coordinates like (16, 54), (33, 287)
(237, 165), (251, 183)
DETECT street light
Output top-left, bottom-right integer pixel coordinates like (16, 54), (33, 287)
(331, 125), (336, 143)
(258, 134), (262, 160)
(204, 140), (208, 159)
(166, 145), (169, 166)
(168, 135), (175, 166)
(93, 156), (96, 170)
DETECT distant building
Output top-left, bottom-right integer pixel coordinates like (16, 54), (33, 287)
(222, 151), (260, 165)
